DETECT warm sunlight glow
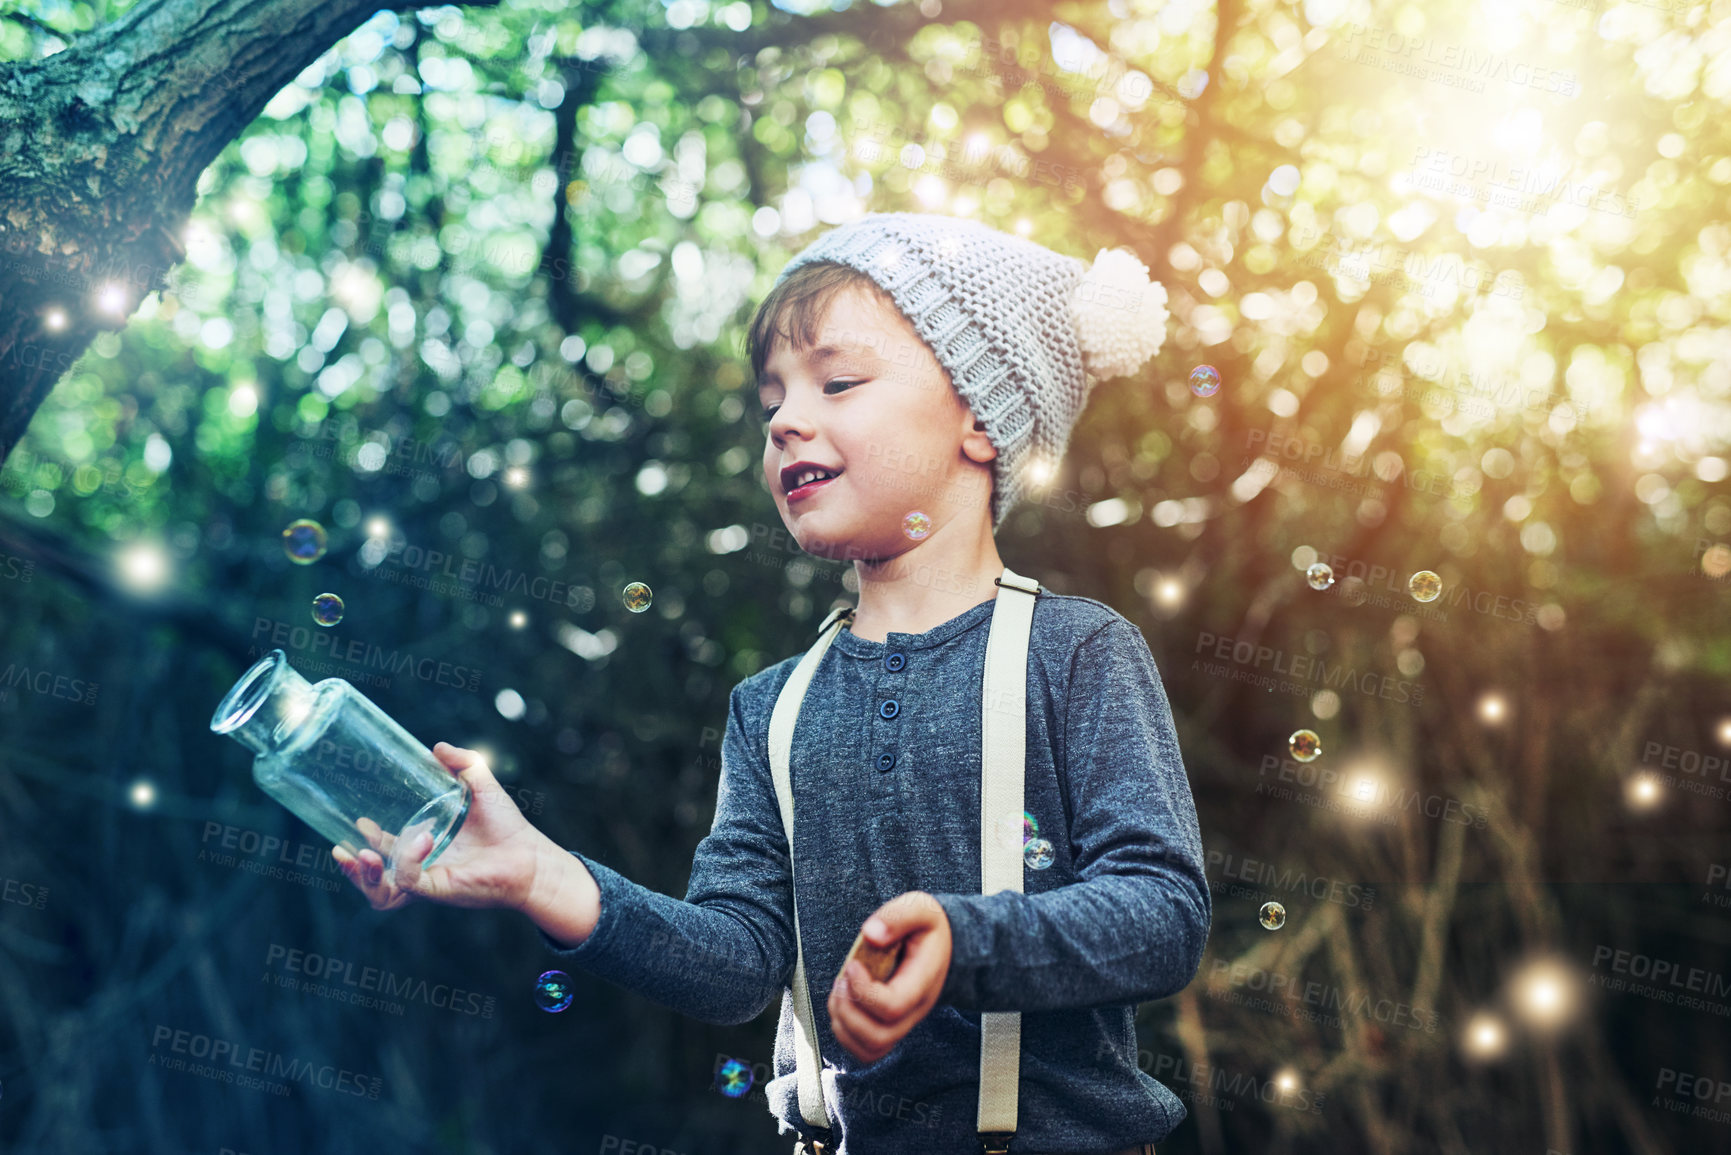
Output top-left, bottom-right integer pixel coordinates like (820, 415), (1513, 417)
(118, 543), (170, 592)
(1462, 1011), (1507, 1059)
(1509, 958), (1579, 1032)
(1625, 770), (1663, 811)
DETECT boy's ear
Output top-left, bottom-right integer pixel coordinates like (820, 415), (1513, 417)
(962, 418), (997, 464)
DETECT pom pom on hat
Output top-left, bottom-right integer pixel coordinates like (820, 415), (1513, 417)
(1069, 247), (1169, 380)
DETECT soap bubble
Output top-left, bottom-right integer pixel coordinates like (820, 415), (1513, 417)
(1259, 901), (1287, 930)
(282, 519), (327, 565)
(312, 593), (345, 626)
(716, 1057), (754, 1098)
(1306, 563), (1335, 591)
(622, 582), (653, 613)
(1288, 729), (1322, 762)
(1024, 837), (1055, 870)
(535, 969), (574, 1013)
(902, 510), (932, 540)
(1408, 570), (1443, 603)
(1189, 365), (1221, 397)
(1022, 810), (1039, 844)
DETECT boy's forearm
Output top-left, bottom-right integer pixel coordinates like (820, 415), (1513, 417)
(521, 836), (601, 949)
(932, 872), (1211, 1013)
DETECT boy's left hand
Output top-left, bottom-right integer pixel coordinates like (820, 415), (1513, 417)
(828, 891), (952, 1064)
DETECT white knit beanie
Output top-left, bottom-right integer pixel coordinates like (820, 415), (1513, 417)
(771, 212), (1169, 529)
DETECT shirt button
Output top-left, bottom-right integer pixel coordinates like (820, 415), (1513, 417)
(879, 699), (900, 720)
(885, 651), (906, 672)
(876, 752), (896, 772)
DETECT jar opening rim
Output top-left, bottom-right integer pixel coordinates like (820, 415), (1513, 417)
(210, 649), (287, 735)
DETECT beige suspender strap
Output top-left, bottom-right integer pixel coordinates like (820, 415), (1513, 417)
(978, 567), (1039, 1146)
(769, 603), (854, 1135)
(769, 576), (1039, 1149)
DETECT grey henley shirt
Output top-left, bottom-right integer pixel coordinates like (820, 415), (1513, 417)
(539, 588), (1211, 1153)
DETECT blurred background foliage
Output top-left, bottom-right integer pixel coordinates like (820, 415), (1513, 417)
(1, 0), (1729, 1150)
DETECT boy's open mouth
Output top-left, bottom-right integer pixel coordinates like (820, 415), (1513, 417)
(782, 463), (844, 501)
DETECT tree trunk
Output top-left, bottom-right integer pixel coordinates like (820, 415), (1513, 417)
(0, 0), (502, 465)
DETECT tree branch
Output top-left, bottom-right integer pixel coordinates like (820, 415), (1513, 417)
(0, 0), (507, 464)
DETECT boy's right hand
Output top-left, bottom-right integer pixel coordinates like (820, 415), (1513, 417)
(332, 742), (546, 914)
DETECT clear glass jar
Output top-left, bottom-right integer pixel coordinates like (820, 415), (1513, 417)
(210, 649), (470, 884)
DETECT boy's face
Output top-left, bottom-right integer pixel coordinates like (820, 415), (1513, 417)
(757, 284), (996, 563)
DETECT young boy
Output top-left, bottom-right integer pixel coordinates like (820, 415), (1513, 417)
(334, 212), (1209, 1155)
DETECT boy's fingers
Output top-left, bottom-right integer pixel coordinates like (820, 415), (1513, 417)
(836, 958), (914, 1026)
(828, 983), (889, 1062)
(865, 891), (941, 945)
(356, 816), (390, 854)
(334, 846), (408, 904)
(883, 930), (945, 1006)
(432, 742), (483, 771)
(844, 927), (946, 1026)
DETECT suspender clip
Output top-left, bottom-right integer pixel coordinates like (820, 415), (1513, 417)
(980, 1131), (1016, 1155)
(817, 605), (856, 635)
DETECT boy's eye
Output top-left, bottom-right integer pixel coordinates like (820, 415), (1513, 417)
(760, 380), (863, 423)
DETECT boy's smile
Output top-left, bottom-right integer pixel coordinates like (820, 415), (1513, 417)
(757, 283), (997, 566)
